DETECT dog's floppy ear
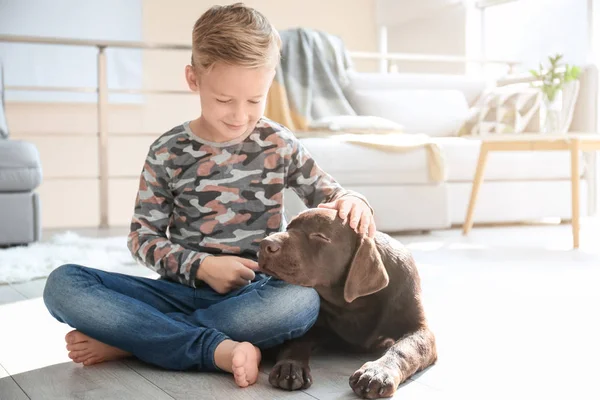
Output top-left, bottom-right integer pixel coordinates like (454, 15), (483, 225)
(343, 236), (389, 303)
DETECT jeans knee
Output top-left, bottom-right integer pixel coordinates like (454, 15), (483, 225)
(295, 286), (320, 325)
(43, 264), (85, 311)
(248, 284), (320, 348)
(271, 284), (320, 332)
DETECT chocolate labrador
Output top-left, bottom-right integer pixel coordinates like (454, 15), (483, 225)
(258, 208), (437, 399)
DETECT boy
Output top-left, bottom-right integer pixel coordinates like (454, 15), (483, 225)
(43, 3), (375, 388)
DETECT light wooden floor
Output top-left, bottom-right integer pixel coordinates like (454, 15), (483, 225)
(2, 221), (600, 399)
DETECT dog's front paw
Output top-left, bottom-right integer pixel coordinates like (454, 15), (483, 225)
(349, 361), (402, 399)
(269, 359), (312, 391)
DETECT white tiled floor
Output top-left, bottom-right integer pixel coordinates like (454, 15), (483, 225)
(1, 220), (599, 399)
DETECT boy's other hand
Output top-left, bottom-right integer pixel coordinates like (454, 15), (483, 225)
(318, 197), (376, 238)
(197, 256), (260, 294)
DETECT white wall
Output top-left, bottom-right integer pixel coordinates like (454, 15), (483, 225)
(382, 1), (467, 74)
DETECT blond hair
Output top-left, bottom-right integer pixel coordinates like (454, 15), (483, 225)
(191, 3), (281, 72)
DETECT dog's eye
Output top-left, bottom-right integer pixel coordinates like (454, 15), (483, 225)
(310, 233), (331, 243)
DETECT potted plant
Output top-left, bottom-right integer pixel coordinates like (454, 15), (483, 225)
(530, 54), (581, 133)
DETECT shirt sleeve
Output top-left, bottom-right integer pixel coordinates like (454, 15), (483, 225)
(127, 148), (211, 288)
(285, 136), (373, 213)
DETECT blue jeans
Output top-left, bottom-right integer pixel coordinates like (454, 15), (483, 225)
(43, 264), (320, 371)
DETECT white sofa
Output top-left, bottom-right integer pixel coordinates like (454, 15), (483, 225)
(284, 66), (599, 232)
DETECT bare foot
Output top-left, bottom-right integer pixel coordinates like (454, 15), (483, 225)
(214, 340), (262, 388)
(65, 330), (131, 366)
(231, 342), (262, 388)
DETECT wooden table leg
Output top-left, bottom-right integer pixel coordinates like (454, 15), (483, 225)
(570, 139), (581, 249)
(463, 143), (489, 235)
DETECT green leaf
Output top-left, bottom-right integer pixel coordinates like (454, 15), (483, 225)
(535, 54), (580, 97)
(569, 65), (582, 80)
(551, 53), (563, 65)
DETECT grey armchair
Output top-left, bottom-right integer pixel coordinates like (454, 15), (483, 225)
(0, 59), (43, 245)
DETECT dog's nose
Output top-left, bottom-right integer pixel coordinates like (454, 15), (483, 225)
(265, 241), (281, 254)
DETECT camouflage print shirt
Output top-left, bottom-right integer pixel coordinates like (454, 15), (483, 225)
(127, 117), (369, 288)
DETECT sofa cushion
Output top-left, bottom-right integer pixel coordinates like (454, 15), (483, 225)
(345, 87), (470, 137)
(298, 134), (585, 187)
(456, 84), (542, 135)
(0, 140), (43, 191)
(434, 137), (585, 181)
(308, 115), (404, 133)
(345, 71), (486, 106)
(299, 137), (432, 185)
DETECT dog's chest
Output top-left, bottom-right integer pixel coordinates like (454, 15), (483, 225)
(320, 300), (382, 348)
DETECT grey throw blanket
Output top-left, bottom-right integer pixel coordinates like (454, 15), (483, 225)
(265, 28), (356, 130)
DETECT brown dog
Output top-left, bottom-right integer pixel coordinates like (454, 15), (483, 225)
(258, 208), (437, 399)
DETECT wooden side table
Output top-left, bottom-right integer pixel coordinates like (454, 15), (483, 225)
(462, 134), (600, 248)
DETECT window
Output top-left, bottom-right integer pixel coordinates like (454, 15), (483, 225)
(0, 0), (143, 103)
(483, 0), (588, 73)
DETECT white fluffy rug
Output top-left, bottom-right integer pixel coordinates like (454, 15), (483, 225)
(0, 232), (144, 284)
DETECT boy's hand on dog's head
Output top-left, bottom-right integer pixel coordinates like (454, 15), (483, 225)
(318, 197), (376, 238)
(197, 256), (259, 294)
